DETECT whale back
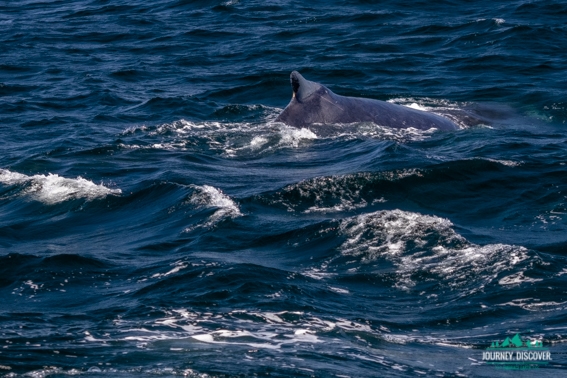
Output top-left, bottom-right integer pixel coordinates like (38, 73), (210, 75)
(276, 71), (458, 131)
(291, 71), (320, 103)
(276, 71), (352, 127)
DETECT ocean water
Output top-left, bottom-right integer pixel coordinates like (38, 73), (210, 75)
(1, 0), (567, 377)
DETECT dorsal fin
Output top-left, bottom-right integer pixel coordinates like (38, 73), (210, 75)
(290, 71), (320, 102)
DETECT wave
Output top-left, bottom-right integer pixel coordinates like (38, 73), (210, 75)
(183, 184), (242, 231)
(118, 118), (318, 156)
(116, 115), (456, 161)
(0, 169), (121, 205)
(0, 253), (112, 300)
(258, 172), (396, 213)
(329, 209), (532, 292)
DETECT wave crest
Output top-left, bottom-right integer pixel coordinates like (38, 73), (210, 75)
(0, 169), (121, 205)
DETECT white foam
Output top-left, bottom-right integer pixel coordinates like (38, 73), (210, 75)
(120, 112), (447, 158)
(156, 119), (228, 135)
(498, 272), (543, 286)
(192, 333), (214, 343)
(333, 124), (438, 142)
(334, 210), (530, 290)
(405, 103), (429, 111)
(498, 298), (567, 311)
(277, 126), (318, 148)
(472, 157), (523, 167)
(249, 135), (269, 149)
(339, 210), (459, 258)
(380, 168), (424, 181)
(184, 185), (242, 230)
(0, 169), (121, 205)
(112, 309), (359, 352)
(188, 185), (241, 215)
(119, 116), (321, 157)
(304, 199), (372, 214)
(328, 286), (350, 294)
(261, 312), (285, 324)
(119, 125), (148, 135)
(388, 97), (461, 111)
(301, 268), (336, 280)
(15, 366), (204, 377)
(23, 280), (39, 291)
(0, 301), (482, 374)
(150, 261), (189, 279)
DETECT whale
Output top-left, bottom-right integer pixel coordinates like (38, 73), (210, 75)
(275, 71), (459, 131)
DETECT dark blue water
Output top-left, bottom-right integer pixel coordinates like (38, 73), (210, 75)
(1, 1), (567, 376)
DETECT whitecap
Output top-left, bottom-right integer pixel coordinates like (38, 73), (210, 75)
(184, 184), (242, 230)
(0, 169), (121, 205)
(330, 209), (531, 291)
(150, 261), (189, 279)
(277, 126), (318, 148)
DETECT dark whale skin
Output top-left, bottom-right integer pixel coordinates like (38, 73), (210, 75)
(276, 71), (458, 131)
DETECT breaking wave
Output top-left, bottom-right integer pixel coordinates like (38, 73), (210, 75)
(0, 169), (121, 204)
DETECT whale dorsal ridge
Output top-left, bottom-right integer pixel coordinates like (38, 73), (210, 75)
(290, 71), (321, 102)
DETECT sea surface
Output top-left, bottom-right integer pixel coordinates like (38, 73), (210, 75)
(1, 1), (567, 377)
